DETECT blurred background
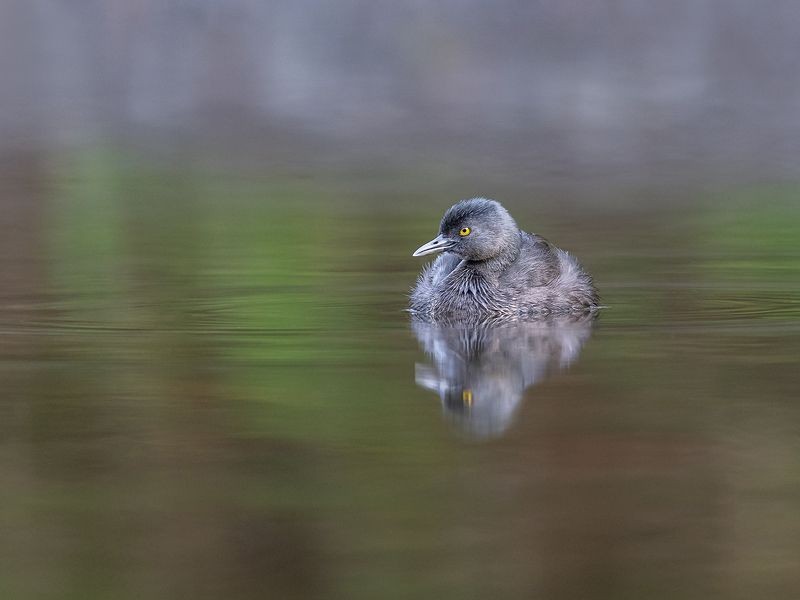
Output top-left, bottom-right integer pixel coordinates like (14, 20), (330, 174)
(4, 0), (800, 184)
(1, 2), (800, 599)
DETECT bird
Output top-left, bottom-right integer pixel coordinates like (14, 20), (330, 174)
(409, 198), (598, 320)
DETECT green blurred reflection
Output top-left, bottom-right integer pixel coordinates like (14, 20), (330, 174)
(1, 149), (799, 599)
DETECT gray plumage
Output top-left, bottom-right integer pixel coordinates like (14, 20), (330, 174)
(413, 313), (594, 438)
(410, 198), (598, 320)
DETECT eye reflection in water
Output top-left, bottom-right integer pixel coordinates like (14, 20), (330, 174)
(412, 314), (595, 439)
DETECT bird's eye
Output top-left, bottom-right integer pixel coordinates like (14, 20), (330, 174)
(459, 227), (471, 237)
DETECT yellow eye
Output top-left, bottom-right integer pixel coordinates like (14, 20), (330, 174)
(459, 227), (471, 236)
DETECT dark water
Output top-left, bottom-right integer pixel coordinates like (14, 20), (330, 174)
(2, 153), (800, 599)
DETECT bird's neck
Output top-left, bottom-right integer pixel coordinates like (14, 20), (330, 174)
(463, 232), (521, 280)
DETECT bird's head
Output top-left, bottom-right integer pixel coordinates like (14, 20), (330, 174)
(412, 198), (519, 261)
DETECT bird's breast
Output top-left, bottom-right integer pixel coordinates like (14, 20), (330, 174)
(431, 267), (510, 317)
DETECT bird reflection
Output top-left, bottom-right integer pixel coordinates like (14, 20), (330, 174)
(412, 314), (595, 439)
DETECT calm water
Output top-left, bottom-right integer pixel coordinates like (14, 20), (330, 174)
(2, 154), (800, 599)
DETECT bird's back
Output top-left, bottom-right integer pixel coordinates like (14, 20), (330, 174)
(501, 232), (598, 314)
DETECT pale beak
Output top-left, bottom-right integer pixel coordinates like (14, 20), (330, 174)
(412, 234), (455, 257)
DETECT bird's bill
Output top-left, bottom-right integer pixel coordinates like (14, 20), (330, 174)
(412, 234), (454, 257)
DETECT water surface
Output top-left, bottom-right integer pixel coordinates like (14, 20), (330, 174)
(1, 154), (799, 599)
